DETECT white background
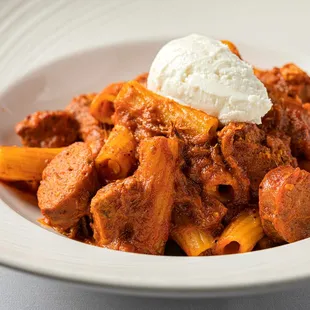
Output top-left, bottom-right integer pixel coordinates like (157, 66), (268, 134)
(1, 0), (310, 309)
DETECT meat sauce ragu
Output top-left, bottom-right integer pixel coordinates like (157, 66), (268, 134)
(2, 42), (310, 256)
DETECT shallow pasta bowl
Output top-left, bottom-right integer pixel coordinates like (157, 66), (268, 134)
(0, 39), (310, 297)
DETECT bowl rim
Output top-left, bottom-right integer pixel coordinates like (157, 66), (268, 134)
(1, 39), (310, 298)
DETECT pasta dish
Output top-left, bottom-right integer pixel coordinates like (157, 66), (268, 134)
(1, 37), (310, 256)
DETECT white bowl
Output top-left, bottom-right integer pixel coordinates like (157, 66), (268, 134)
(0, 39), (310, 298)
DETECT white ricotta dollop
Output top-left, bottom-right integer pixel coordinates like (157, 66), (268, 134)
(147, 34), (272, 124)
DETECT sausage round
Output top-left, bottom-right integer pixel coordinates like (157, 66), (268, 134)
(259, 166), (310, 243)
(15, 111), (79, 148)
(38, 142), (98, 232)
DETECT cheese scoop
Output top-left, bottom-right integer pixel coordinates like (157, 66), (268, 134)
(147, 34), (272, 124)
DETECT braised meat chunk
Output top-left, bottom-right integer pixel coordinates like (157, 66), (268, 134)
(186, 144), (250, 205)
(259, 166), (310, 243)
(38, 142), (99, 232)
(173, 173), (227, 232)
(219, 122), (297, 198)
(262, 98), (310, 159)
(255, 63), (310, 103)
(66, 94), (108, 156)
(171, 184), (227, 256)
(91, 137), (180, 255)
(15, 111), (79, 148)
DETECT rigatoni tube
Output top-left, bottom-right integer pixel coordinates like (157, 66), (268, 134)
(0, 146), (62, 181)
(171, 224), (214, 256)
(95, 125), (136, 181)
(214, 209), (264, 255)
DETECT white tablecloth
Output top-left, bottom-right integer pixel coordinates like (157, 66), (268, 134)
(1, 266), (309, 310)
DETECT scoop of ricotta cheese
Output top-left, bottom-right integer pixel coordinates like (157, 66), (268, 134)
(147, 34), (272, 124)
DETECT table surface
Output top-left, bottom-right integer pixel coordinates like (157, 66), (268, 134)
(1, 265), (310, 310)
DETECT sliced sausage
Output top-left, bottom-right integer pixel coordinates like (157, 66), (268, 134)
(15, 111), (79, 148)
(66, 94), (108, 157)
(38, 142), (98, 232)
(259, 166), (310, 243)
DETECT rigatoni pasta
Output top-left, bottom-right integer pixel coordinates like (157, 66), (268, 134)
(90, 92), (116, 125)
(90, 82), (124, 125)
(95, 125), (136, 181)
(214, 209), (264, 255)
(0, 146), (62, 181)
(171, 224), (214, 256)
(114, 81), (219, 144)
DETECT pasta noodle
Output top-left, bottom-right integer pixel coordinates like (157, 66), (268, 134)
(221, 40), (242, 59)
(114, 81), (219, 144)
(214, 209), (264, 255)
(90, 82), (125, 125)
(90, 92), (116, 125)
(171, 196), (218, 256)
(0, 146), (62, 181)
(171, 224), (214, 256)
(95, 125), (136, 181)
